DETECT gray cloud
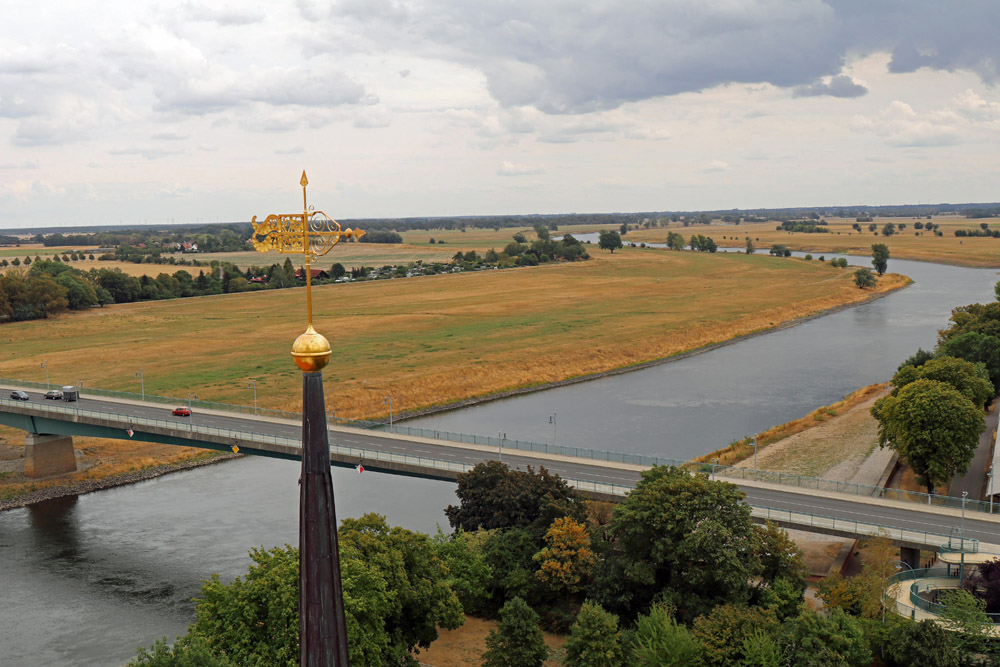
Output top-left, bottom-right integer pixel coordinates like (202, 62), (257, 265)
(324, 0), (1000, 113)
(793, 75), (868, 98)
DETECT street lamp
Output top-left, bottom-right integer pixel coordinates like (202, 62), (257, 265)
(883, 560), (917, 624)
(248, 380), (257, 414)
(40, 360), (49, 388)
(549, 413), (557, 447)
(498, 431), (506, 463)
(135, 369), (144, 401)
(752, 435), (758, 478)
(989, 469), (995, 515)
(384, 395), (393, 429)
(961, 490), (969, 584)
(188, 393), (197, 430)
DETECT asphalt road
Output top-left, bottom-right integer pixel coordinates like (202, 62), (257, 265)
(9, 388), (1000, 548)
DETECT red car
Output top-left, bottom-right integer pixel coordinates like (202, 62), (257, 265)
(172, 406), (192, 417)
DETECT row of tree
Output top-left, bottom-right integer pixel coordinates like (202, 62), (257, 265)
(870, 285), (1000, 494)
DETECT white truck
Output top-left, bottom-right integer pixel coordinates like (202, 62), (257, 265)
(62, 385), (79, 402)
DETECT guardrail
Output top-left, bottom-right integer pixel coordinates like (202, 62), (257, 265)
(2, 376), (998, 516)
(4, 396), (989, 546)
(751, 506), (978, 551)
(885, 568), (1000, 622)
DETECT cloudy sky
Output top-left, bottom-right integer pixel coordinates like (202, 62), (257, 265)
(3, 1), (1000, 229)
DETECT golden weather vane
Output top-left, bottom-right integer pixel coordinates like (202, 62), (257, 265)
(250, 171), (365, 373)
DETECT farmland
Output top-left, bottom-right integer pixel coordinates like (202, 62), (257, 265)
(0, 247), (907, 420)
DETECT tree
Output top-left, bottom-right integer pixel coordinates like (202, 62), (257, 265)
(534, 224), (550, 241)
(745, 237), (755, 254)
(779, 608), (871, 667)
(939, 589), (994, 658)
(445, 461), (586, 534)
(598, 230), (623, 253)
(740, 630), (784, 667)
(533, 516), (595, 598)
(965, 557), (1000, 614)
(890, 356), (993, 407)
(769, 244), (791, 257)
(512, 232), (527, 243)
(433, 528), (492, 615)
(853, 268), (876, 289)
(665, 231), (686, 250)
(692, 604), (778, 667)
(897, 347), (934, 371)
(939, 331), (1000, 389)
(881, 222), (896, 237)
(631, 604), (700, 667)
(817, 536), (898, 619)
(481, 597), (548, 667)
(871, 243), (890, 275)
(128, 636), (232, 666)
(563, 602), (624, 667)
(884, 620), (961, 667)
(872, 379), (985, 493)
(590, 466), (760, 622)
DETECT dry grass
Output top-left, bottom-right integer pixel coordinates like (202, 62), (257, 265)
(624, 216), (1000, 267)
(694, 383), (891, 468)
(0, 423), (218, 502)
(0, 248), (907, 420)
(415, 616), (566, 667)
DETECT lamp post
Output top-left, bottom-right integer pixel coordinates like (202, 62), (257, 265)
(883, 560), (917, 624)
(188, 393), (196, 430)
(752, 435), (758, 479)
(549, 412), (557, 447)
(248, 380), (257, 414)
(961, 490), (969, 584)
(384, 395), (393, 429)
(136, 369), (144, 401)
(989, 470), (995, 515)
(40, 360), (49, 388)
(498, 431), (505, 463)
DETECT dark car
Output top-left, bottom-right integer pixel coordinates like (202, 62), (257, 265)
(10, 390), (29, 400)
(172, 406), (192, 416)
(44, 390), (63, 400)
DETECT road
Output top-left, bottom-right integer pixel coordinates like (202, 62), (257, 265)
(7, 388), (1000, 549)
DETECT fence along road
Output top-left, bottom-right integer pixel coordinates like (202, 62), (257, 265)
(1, 389), (998, 553)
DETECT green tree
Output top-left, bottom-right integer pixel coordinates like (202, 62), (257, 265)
(939, 590), (993, 658)
(330, 262), (346, 279)
(939, 331), (1000, 389)
(590, 466), (760, 622)
(890, 356), (994, 407)
(631, 604), (700, 667)
(598, 230), (623, 253)
(779, 609), (871, 667)
(768, 244), (791, 257)
(433, 528), (492, 615)
(534, 224), (550, 241)
(512, 232), (527, 243)
(884, 620), (961, 667)
(692, 604), (778, 667)
(740, 630), (784, 667)
(853, 267), (876, 289)
(481, 597), (548, 667)
(480, 527), (539, 610)
(897, 347), (934, 371)
(666, 231), (686, 250)
(128, 636), (232, 666)
(745, 238), (755, 254)
(445, 461), (585, 534)
(563, 602), (624, 667)
(872, 379), (985, 493)
(871, 243), (890, 275)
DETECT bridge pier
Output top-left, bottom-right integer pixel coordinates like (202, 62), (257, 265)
(24, 434), (77, 478)
(900, 546), (920, 570)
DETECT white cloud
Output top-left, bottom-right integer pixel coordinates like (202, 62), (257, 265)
(498, 160), (544, 176)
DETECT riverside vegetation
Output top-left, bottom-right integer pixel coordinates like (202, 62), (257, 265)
(130, 463), (996, 666)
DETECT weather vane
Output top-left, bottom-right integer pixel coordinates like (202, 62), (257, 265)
(251, 171), (361, 665)
(251, 171), (365, 371)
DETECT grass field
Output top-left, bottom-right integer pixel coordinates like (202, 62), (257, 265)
(0, 247), (907, 420)
(622, 216), (1000, 267)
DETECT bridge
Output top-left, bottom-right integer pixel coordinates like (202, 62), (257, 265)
(2, 385), (999, 568)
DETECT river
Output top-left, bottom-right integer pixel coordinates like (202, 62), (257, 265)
(1, 249), (997, 665)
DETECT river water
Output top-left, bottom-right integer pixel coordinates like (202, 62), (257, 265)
(1, 249), (997, 665)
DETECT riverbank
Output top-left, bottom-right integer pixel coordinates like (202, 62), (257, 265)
(0, 432), (237, 511)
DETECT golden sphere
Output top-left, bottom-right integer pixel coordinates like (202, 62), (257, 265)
(291, 324), (331, 372)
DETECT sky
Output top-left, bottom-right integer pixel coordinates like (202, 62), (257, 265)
(3, 1), (1000, 229)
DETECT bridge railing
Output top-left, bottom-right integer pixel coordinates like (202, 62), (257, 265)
(3, 378), (999, 516)
(885, 568), (1000, 622)
(750, 506), (977, 552)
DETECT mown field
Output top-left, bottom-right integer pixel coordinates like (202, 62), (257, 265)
(0, 247), (907, 420)
(623, 215), (1000, 267)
